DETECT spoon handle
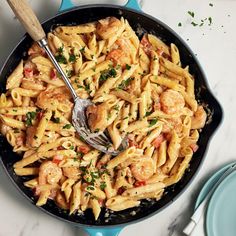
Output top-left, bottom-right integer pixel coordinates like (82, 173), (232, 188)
(7, 0), (45, 41)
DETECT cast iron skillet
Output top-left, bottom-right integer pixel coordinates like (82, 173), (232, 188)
(0, 0), (223, 235)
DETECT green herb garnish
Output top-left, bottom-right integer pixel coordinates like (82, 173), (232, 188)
(52, 117), (60, 123)
(149, 118), (158, 127)
(191, 22), (198, 27)
(69, 54), (76, 63)
(178, 22), (182, 27)
(125, 64), (131, 70)
(63, 124), (72, 129)
(100, 182), (107, 190)
(99, 68), (117, 83)
(25, 111), (37, 127)
(80, 46), (85, 52)
(55, 54), (67, 64)
(118, 77), (133, 90)
(188, 11), (195, 18)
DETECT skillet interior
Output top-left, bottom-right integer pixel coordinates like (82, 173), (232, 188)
(0, 5), (223, 227)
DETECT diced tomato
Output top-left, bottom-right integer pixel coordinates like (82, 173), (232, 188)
(98, 199), (104, 206)
(37, 111), (44, 120)
(57, 146), (64, 150)
(50, 68), (58, 80)
(79, 145), (90, 154)
(134, 181), (146, 187)
(117, 187), (126, 195)
(52, 155), (64, 164)
(140, 35), (153, 55)
(24, 68), (34, 78)
(152, 134), (164, 148)
(190, 143), (199, 153)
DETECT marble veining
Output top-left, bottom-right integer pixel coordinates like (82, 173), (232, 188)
(1, 0), (236, 236)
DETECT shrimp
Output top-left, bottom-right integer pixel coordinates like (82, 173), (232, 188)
(86, 103), (108, 132)
(160, 89), (185, 114)
(38, 161), (62, 185)
(63, 167), (81, 180)
(130, 157), (155, 181)
(191, 105), (207, 129)
(106, 38), (132, 68)
(162, 117), (183, 134)
(25, 126), (37, 147)
(28, 42), (46, 56)
(97, 17), (122, 39)
(36, 87), (72, 110)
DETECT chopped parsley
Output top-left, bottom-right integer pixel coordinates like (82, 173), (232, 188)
(70, 145), (74, 150)
(125, 64), (131, 70)
(55, 45), (67, 64)
(100, 182), (107, 190)
(66, 69), (73, 78)
(87, 185), (95, 191)
(191, 22), (198, 27)
(208, 17), (212, 25)
(69, 54), (76, 63)
(25, 111), (37, 127)
(80, 46), (85, 52)
(113, 105), (120, 111)
(55, 54), (67, 64)
(145, 111), (152, 117)
(52, 117), (60, 123)
(63, 124), (72, 129)
(178, 22), (182, 27)
(149, 118), (158, 127)
(188, 11), (195, 18)
(209, 3), (213, 7)
(118, 77), (134, 90)
(58, 46), (64, 54)
(99, 68), (117, 83)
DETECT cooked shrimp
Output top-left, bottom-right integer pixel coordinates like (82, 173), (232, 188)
(86, 103), (108, 132)
(36, 87), (72, 110)
(106, 38), (132, 68)
(97, 17), (122, 39)
(160, 89), (185, 114)
(130, 157), (155, 181)
(38, 161), (62, 185)
(25, 126), (37, 147)
(162, 117), (183, 134)
(28, 42), (46, 56)
(63, 167), (81, 180)
(191, 105), (207, 129)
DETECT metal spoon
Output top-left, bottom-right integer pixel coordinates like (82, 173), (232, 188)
(7, 0), (127, 155)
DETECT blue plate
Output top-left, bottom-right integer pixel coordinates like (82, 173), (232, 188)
(195, 163), (236, 236)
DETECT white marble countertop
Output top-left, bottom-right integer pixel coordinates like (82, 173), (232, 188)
(0, 0), (236, 236)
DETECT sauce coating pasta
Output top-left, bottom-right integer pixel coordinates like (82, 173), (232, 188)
(0, 17), (206, 220)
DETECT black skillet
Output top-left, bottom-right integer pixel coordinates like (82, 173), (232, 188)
(0, 0), (223, 235)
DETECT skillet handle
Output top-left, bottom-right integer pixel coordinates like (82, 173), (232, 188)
(59, 0), (141, 12)
(84, 227), (123, 236)
(7, 0), (46, 41)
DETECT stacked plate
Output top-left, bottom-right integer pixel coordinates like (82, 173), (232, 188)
(195, 163), (236, 236)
